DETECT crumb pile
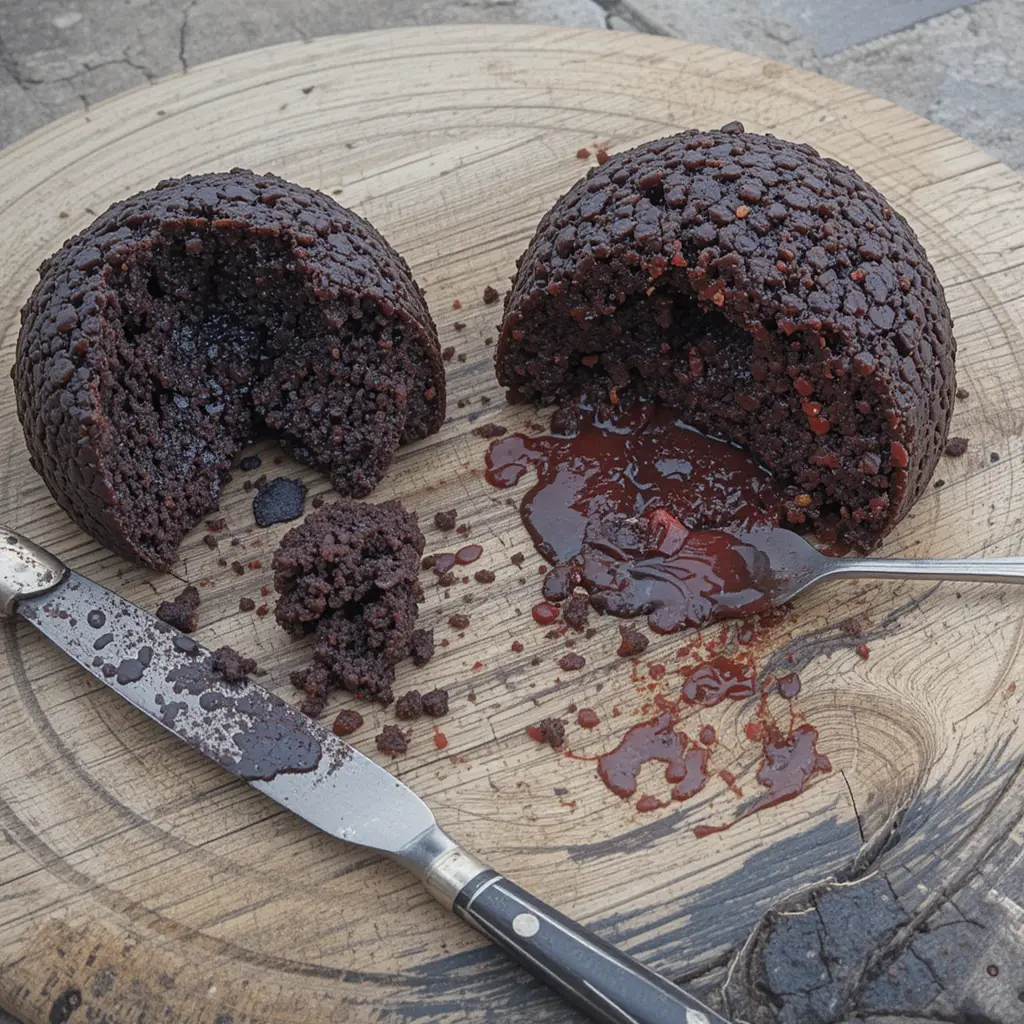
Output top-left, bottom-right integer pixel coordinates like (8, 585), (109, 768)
(274, 498), (425, 713)
(15, 170), (444, 570)
(496, 124), (955, 549)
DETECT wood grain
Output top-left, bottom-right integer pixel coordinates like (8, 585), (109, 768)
(0, 25), (1022, 1024)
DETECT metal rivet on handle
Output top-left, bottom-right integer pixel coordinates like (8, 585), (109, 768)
(512, 913), (540, 937)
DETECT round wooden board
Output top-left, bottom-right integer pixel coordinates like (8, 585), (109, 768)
(1, 24), (1023, 1024)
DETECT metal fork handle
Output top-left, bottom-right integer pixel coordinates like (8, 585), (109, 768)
(824, 556), (1024, 586)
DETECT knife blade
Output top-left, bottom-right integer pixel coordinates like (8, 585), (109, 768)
(1, 527), (731, 1024)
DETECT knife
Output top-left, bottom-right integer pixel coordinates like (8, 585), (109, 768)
(0, 527), (731, 1024)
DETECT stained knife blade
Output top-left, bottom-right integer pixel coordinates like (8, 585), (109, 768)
(1, 527), (731, 1024)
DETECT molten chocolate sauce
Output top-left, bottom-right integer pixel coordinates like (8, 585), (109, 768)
(486, 399), (808, 632)
(693, 724), (831, 838)
(597, 712), (710, 802)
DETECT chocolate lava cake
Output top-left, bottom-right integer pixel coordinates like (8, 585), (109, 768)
(496, 124), (955, 549)
(14, 170), (444, 570)
(273, 498), (424, 709)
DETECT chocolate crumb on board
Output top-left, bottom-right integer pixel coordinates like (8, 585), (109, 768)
(856, 643), (870, 660)
(434, 509), (458, 531)
(211, 646), (257, 682)
(990, 452), (1001, 462)
(528, 717), (566, 748)
(202, 534), (219, 549)
(563, 593), (589, 632)
(510, 552), (525, 566)
(156, 584), (201, 633)
(482, 285), (500, 305)
(332, 708), (364, 736)
(617, 624), (649, 657)
(945, 437), (969, 457)
(253, 477), (307, 527)
(410, 628), (435, 666)
(421, 688), (449, 717)
(471, 423), (507, 438)
(239, 597), (256, 612)
(559, 652), (586, 671)
(273, 498), (425, 708)
(448, 613), (470, 630)
(376, 725), (408, 755)
(291, 664), (330, 717)
(453, 322), (466, 331)
(595, 148), (610, 165)
(452, 299), (462, 310)
(442, 346), (456, 362)
(956, 387), (970, 400)
(576, 147), (591, 159)
(474, 569), (496, 584)
(239, 455), (261, 471)
(395, 690), (424, 720)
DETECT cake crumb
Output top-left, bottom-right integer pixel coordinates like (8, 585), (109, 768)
(442, 346), (456, 362)
(434, 509), (458, 531)
(482, 284), (500, 304)
(855, 643), (870, 660)
(421, 688), (450, 717)
(332, 709), (364, 736)
(211, 645), (257, 682)
(956, 387), (970, 400)
(559, 652), (586, 671)
(395, 690), (424, 720)
(448, 613), (470, 630)
(617, 624), (649, 657)
(156, 585), (201, 633)
(471, 423), (507, 438)
(410, 628), (435, 666)
(944, 437), (969, 457)
(595, 148), (610, 165)
(239, 597), (256, 612)
(563, 593), (589, 632)
(376, 725), (408, 755)
(527, 717), (566, 748)
(576, 147), (591, 159)
(474, 569), (496, 584)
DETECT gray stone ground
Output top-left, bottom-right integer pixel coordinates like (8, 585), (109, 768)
(0, 2), (1021, 1023)
(0, 0), (1021, 169)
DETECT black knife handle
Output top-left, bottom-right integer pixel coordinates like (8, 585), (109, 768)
(453, 870), (730, 1024)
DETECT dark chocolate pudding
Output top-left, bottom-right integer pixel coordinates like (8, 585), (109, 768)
(496, 124), (955, 551)
(15, 170), (444, 570)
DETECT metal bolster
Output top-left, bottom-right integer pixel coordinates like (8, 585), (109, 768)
(0, 528), (68, 617)
(391, 823), (490, 911)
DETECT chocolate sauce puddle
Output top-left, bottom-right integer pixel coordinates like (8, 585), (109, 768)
(486, 399), (810, 633)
